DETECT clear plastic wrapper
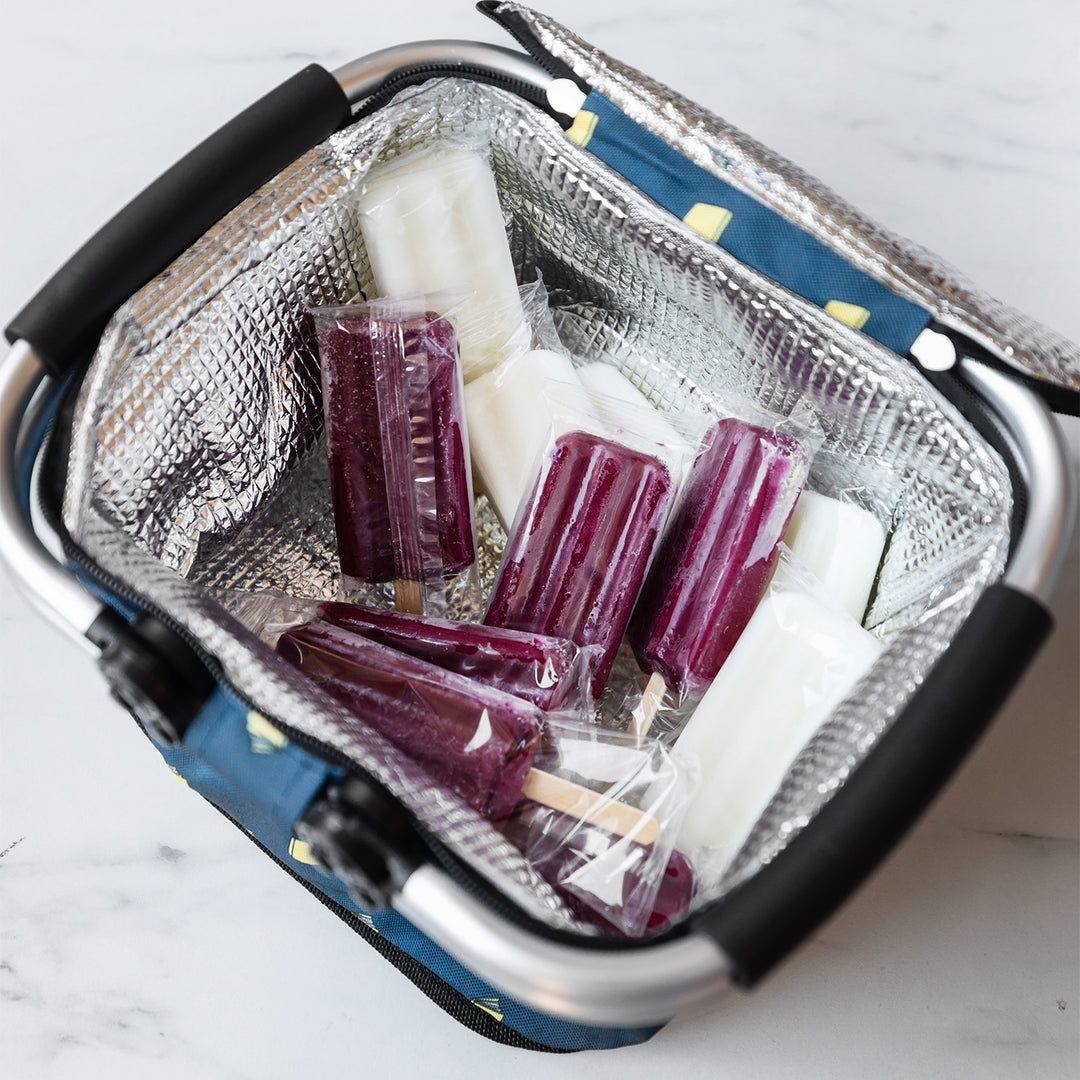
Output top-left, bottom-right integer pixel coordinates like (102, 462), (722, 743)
(503, 806), (696, 938)
(483, 387), (705, 700)
(312, 297), (477, 615)
(311, 601), (596, 716)
(783, 493), (886, 625)
(672, 549), (885, 888)
(465, 274), (590, 530)
(464, 349), (591, 529)
(275, 620), (668, 850)
(228, 590), (595, 715)
(277, 619), (539, 820)
(782, 451), (904, 624)
(465, 265), (695, 531)
(502, 717), (699, 937)
(516, 272), (567, 354)
(574, 361), (683, 452)
(356, 139), (528, 382)
(626, 400), (823, 715)
(466, 268), (694, 530)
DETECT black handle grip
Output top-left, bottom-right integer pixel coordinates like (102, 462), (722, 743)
(693, 583), (1053, 986)
(5, 64), (352, 377)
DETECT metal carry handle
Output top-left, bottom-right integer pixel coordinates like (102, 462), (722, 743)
(0, 37), (1075, 1024)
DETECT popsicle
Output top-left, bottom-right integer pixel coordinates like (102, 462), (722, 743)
(277, 620), (658, 838)
(502, 802), (696, 937)
(357, 145), (528, 381)
(674, 589), (884, 860)
(484, 430), (675, 699)
(463, 348), (589, 528)
(782, 490), (886, 622)
(314, 601), (587, 712)
(314, 303), (475, 612)
(628, 418), (810, 702)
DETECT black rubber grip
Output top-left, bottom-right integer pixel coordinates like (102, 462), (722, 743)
(693, 583), (1053, 986)
(5, 64), (352, 377)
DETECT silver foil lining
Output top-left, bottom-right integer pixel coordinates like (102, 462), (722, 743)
(511, 3), (1079, 394)
(65, 72), (1011, 932)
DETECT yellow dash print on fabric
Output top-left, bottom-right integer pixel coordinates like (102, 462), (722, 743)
(825, 300), (871, 330)
(288, 837), (318, 866)
(472, 997), (504, 1022)
(168, 766), (189, 786)
(566, 109), (599, 147)
(682, 203), (734, 242)
(246, 710), (288, 751)
(358, 912), (380, 934)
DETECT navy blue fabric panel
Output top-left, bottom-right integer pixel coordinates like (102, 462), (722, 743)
(579, 91), (931, 356)
(157, 688), (653, 1050)
(179, 689), (336, 841)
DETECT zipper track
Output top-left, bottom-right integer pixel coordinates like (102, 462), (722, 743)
(475, 1), (589, 90)
(354, 62), (556, 124)
(929, 320), (1078, 418)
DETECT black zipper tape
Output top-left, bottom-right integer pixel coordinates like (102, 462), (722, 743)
(476, 2), (590, 92)
(928, 321), (1078, 417)
(354, 62), (566, 127)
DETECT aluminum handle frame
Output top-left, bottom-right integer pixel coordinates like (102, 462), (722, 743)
(0, 342), (103, 645)
(0, 41), (1074, 1027)
(333, 40), (571, 109)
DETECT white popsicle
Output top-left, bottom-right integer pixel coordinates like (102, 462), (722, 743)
(357, 145), (528, 381)
(464, 350), (591, 528)
(674, 589), (884, 863)
(782, 490), (886, 622)
(576, 362), (682, 450)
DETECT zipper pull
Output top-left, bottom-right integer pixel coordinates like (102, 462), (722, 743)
(476, 1), (589, 126)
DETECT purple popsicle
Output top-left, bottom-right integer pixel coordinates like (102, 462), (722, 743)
(314, 303), (474, 603)
(484, 431), (674, 699)
(502, 802), (696, 938)
(277, 619), (661, 839)
(628, 417), (810, 699)
(314, 601), (586, 712)
(277, 619), (540, 820)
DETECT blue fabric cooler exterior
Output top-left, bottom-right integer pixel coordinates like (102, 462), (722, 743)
(571, 91), (932, 357)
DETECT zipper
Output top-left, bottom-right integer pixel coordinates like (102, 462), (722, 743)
(354, 61), (563, 126)
(476, 1), (590, 91)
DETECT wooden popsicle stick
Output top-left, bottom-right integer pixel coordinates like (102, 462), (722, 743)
(393, 578), (423, 615)
(629, 670), (667, 740)
(521, 768), (660, 845)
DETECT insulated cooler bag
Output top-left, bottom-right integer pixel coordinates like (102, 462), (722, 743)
(2, 2), (1076, 1052)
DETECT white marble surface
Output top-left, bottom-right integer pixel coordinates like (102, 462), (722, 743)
(1, 1), (1076, 1075)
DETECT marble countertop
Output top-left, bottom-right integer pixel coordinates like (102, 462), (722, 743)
(1, 2), (1076, 1076)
